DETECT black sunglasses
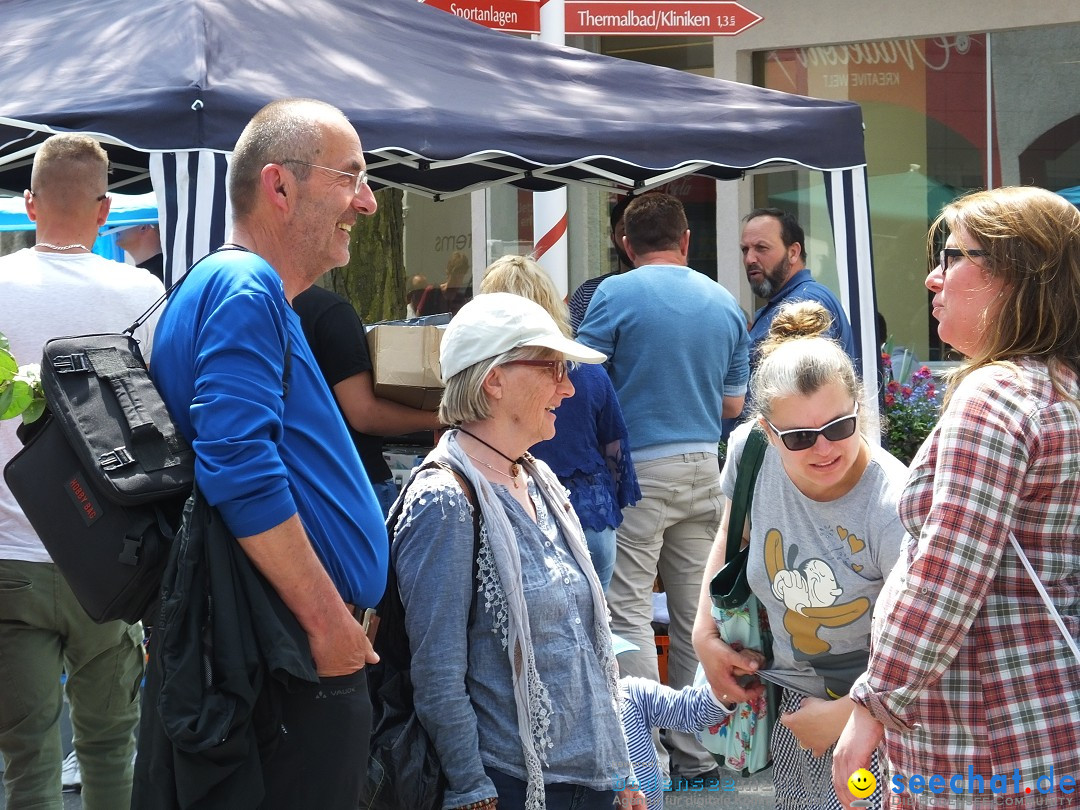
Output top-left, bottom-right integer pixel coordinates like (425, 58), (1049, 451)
(764, 403), (860, 451)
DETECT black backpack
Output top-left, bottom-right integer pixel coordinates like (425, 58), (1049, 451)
(3, 246), (286, 625)
(4, 328), (192, 624)
(363, 460), (480, 810)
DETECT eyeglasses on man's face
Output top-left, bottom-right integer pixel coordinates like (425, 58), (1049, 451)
(504, 359), (570, 383)
(939, 248), (989, 271)
(281, 159), (368, 195)
(764, 402), (860, 452)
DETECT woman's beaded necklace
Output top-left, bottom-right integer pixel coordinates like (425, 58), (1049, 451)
(457, 427), (532, 489)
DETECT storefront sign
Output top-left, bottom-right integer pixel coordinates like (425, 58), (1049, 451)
(420, 0), (541, 34)
(564, 1), (762, 36)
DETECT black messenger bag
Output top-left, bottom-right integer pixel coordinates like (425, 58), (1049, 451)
(4, 332), (194, 624)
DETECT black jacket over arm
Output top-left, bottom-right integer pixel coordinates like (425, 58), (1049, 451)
(133, 487), (318, 809)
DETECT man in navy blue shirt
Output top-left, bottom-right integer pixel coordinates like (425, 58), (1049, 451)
(741, 207), (856, 368)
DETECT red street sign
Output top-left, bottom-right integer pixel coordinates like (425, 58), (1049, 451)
(420, 0), (541, 34)
(564, 1), (762, 36)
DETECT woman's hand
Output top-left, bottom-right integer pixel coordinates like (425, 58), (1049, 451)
(691, 501), (764, 705)
(780, 695), (853, 757)
(832, 703), (885, 810)
(693, 629), (766, 705)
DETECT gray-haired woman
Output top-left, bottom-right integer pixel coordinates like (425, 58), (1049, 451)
(391, 292), (644, 810)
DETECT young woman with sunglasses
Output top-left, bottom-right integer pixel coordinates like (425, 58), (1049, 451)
(693, 300), (909, 810)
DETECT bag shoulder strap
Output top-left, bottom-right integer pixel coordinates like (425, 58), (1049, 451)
(1008, 531), (1080, 663)
(119, 243), (292, 400)
(124, 244), (250, 336)
(383, 458), (482, 622)
(725, 426), (768, 563)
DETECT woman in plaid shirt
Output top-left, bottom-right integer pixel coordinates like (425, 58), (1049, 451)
(834, 187), (1080, 807)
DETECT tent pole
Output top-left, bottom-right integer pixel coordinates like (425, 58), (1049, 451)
(533, 0), (569, 298)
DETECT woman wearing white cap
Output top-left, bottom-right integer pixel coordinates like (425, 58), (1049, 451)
(390, 292), (644, 810)
(479, 255), (640, 591)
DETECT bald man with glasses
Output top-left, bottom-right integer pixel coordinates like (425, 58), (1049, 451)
(134, 99), (387, 809)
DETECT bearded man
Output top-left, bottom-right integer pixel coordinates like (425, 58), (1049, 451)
(740, 207), (855, 369)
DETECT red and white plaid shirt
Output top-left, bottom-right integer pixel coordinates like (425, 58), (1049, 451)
(852, 358), (1080, 804)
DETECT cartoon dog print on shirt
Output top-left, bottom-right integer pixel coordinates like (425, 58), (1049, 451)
(764, 526), (869, 657)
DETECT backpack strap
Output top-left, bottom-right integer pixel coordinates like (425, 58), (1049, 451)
(387, 460), (481, 553)
(377, 459), (483, 652)
(724, 426), (768, 562)
(124, 244), (250, 337)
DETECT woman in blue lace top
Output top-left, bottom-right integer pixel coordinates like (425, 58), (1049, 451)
(480, 255), (640, 589)
(393, 293), (644, 810)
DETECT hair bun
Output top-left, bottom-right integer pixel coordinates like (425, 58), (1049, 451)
(760, 300), (834, 354)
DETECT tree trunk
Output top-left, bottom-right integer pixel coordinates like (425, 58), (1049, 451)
(324, 187), (405, 323)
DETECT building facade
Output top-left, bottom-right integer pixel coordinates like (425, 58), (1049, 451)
(404, 3), (1078, 366)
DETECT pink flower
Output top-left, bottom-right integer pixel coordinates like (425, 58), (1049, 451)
(884, 393), (896, 406)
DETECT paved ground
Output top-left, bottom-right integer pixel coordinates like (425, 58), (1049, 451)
(0, 761), (775, 810)
(0, 701), (776, 809)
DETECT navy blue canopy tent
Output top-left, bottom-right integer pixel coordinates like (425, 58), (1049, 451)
(0, 0), (876, 388)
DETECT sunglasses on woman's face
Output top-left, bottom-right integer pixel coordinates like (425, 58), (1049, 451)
(764, 402), (860, 451)
(503, 359), (568, 383)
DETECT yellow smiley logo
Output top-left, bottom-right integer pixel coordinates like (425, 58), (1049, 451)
(847, 768), (877, 799)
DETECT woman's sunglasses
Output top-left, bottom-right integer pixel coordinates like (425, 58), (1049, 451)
(764, 402), (860, 451)
(503, 359), (569, 383)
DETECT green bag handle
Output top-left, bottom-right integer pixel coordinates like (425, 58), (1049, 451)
(725, 425), (768, 563)
(709, 426), (768, 610)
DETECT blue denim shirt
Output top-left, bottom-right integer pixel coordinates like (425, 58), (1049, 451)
(393, 466), (631, 808)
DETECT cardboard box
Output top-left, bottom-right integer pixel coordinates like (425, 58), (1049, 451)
(366, 321), (446, 411)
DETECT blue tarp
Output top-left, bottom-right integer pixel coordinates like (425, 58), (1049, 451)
(0, 192), (157, 232)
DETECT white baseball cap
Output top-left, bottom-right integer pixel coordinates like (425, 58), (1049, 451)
(439, 292), (606, 381)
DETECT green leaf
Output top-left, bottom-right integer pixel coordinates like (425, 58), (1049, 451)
(0, 348), (17, 383)
(20, 397), (46, 425)
(0, 380), (32, 420)
(0, 384), (12, 417)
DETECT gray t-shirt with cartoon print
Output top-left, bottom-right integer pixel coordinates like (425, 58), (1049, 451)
(720, 421), (909, 700)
